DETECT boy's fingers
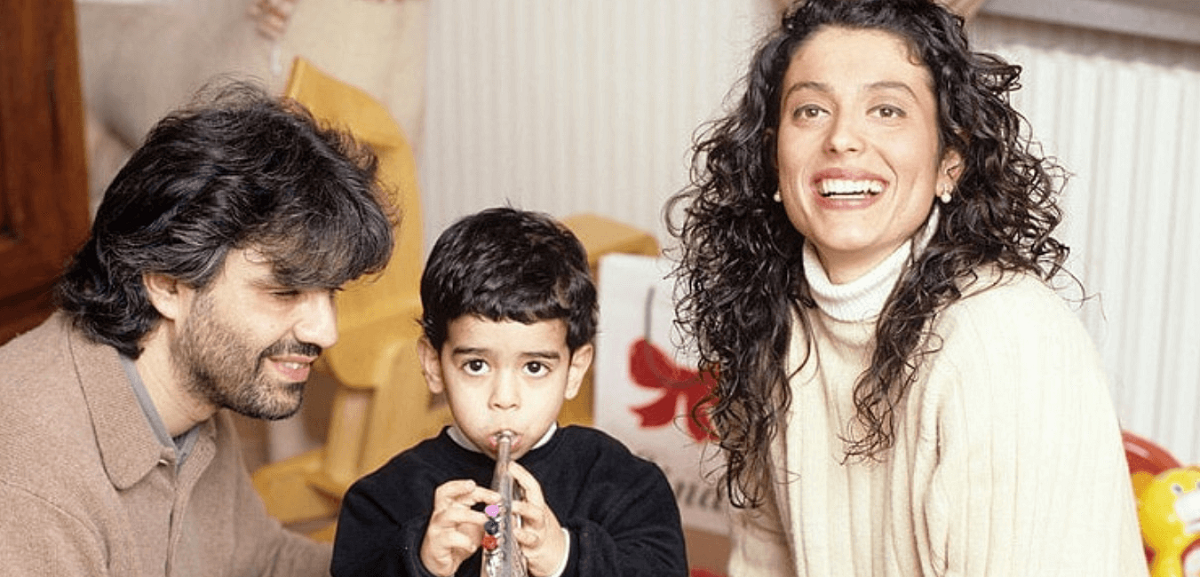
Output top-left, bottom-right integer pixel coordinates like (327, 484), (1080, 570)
(434, 480), (499, 511)
(473, 486), (502, 505)
(439, 506), (487, 528)
(435, 479), (477, 501)
(507, 462), (545, 505)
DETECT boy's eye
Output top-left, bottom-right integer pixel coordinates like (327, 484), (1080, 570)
(464, 360), (489, 375)
(523, 361), (549, 376)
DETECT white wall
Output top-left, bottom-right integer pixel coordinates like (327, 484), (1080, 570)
(419, 0), (778, 247)
(419, 3), (1200, 464)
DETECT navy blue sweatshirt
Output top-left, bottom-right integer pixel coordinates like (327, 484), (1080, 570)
(332, 425), (688, 577)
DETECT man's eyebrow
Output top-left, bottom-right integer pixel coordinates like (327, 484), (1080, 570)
(249, 276), (287, 289)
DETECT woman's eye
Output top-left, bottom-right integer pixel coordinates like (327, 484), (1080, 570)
(874, 105), (906, 119)
(792, 104), (825, 120)
(464, 360), (489, 375)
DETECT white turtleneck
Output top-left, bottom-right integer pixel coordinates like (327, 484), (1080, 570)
(727, 208), (1147, 577)
(801, 207), (938, 322)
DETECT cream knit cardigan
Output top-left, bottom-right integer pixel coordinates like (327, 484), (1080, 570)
(726, 238), (1148, 576)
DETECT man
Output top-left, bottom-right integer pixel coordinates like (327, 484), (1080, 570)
(0, 82), (395, 576)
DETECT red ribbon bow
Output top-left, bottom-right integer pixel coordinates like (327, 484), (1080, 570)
(627, 338), (716, 442)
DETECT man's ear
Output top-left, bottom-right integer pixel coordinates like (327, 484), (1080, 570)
(563, 343), (594, 401)
(417, 337), (446, 395)
(143, 272), (187, 321)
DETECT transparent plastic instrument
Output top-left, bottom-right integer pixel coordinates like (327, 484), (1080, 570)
(482, 431), (527, 577)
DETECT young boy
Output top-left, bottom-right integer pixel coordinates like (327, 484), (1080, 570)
(331, 207), (688, 577)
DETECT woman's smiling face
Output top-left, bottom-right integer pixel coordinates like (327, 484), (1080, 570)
(775, 26), (960, 284)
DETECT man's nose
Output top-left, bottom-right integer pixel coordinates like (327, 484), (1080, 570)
(294, 290), (339, 351)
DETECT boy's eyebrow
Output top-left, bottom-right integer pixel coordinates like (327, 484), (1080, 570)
(450, 346), (490, 356)
(448, 347), (562, 360)
(522, 350), (563, 361)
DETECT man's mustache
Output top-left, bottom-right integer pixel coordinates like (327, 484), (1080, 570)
(260, 339), (322, 359)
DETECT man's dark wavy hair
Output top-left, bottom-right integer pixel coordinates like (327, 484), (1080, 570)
(666, 0), (1069, 508)
(420, 207), (596, 354)
(57, 81), (395, 358)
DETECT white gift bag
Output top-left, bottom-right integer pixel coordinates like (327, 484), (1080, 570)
(593, 253), (729, 535)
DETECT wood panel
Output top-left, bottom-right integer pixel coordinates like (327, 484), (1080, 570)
(0, 0), (90, 344)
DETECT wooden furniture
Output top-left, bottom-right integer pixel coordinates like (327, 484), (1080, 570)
(251, 60), (662, 539)
(251, 57), (433, 533)
(0, 0), (90, 345)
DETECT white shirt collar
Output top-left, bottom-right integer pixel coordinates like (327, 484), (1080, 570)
(446, 423), (558, 454)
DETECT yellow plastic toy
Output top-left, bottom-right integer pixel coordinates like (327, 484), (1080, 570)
(1138, 466), (1200, 577)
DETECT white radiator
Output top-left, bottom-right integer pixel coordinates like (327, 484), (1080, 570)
(972, 16), (1200, 465)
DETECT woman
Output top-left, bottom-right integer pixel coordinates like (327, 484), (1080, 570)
(666, 0), (1147, 575)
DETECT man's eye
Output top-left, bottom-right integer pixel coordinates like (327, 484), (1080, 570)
(524, 361), (548, 376)
(464, 360), (489, 375)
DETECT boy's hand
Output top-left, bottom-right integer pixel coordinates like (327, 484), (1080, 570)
(508, 463), (568, 576)
(420, 479), (499, 577)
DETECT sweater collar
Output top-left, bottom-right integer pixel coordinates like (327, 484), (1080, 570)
(803, 207), (939, 322)
(67, 320), (213, 489)
(67, 321), (166, 489)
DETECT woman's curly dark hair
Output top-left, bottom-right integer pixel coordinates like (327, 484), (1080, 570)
(665, 0), (1069, 509)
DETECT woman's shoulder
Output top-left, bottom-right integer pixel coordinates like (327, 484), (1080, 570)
(925, 270), (1107, 386)
(928, 267), (1101, 369)
(941, 267), (1081, 330)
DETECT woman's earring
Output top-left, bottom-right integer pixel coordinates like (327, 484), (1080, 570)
(773, 190), (782, 203)
(938, 186), (953, 204)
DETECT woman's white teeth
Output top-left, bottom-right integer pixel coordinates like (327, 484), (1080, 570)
(819, 179), (883, 197)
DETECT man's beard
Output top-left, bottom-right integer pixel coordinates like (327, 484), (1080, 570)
(171, 293), (321, 421)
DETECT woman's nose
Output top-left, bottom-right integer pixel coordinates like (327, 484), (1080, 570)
(825, 112), (863, 154)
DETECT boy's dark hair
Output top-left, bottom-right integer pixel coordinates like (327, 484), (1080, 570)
(420, 207), (596, 353)
(56, 81), (395, 358)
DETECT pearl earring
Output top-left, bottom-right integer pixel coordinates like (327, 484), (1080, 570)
(938, 186), (952, 204)
(773, 190), (782, 203)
